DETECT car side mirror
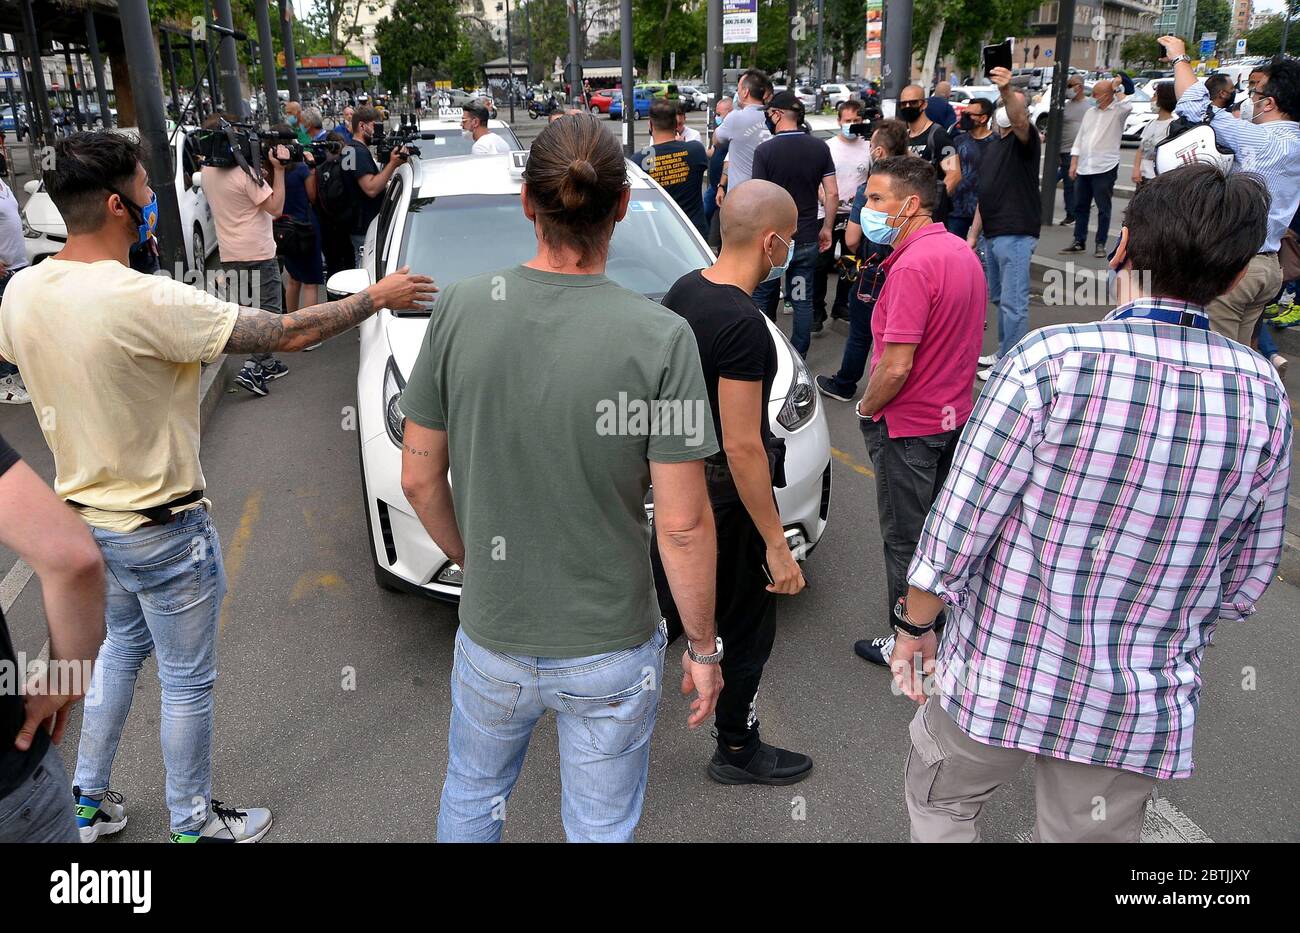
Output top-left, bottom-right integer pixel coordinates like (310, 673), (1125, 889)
(326, 268), (373, 300)
(191, 172), (203, 189)
(23, 179), (39, 195)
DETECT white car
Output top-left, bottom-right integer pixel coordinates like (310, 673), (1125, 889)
(678, 85), (708, 111)
(22, 125), (217, 276)
(333, 152), (833, 600)
(821, 83), (854, 107)
(410, 115), (522, 156)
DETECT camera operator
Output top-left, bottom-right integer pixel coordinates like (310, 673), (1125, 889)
(200, 113), (292, 396)
(271, 124), (325, 342)
(344, 106), (407, 265)
(315, 132), (357, 278)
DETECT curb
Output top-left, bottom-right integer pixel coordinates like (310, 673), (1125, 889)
(199, 354), (238, 434)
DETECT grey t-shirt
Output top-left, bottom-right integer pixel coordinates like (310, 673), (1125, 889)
(401, 265), (719, 657)
(1058, 97), (1090, 154)
(715, 103), (771, 189)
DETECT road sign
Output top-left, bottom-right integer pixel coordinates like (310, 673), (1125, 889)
(369, 53), (382, 76)
(670, 51), (675, 73)
(1045, 49), (1052, 58)
(1236, 38), (1247, 55)
(723, 0), (758, 45)
(1199, 33), (1216, 59)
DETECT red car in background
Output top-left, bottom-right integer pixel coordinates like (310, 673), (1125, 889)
(589, 88), (616, 114)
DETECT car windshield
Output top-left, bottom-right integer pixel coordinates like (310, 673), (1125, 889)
(413, 126), (522, 158)
(396, 191), (712, 309)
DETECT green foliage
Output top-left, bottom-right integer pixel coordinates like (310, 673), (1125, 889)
(824, 0), (867, 80)
(373, 0), (460, 92)
(1244, 14), (1297, 58)
(1120, 32), (1164, 68)
(1190, 0), (1232, 49)
(910, 0), (1042, 76)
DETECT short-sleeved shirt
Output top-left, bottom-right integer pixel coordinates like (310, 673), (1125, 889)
(908, 122), (956, 222)
(471, 132), (512, 155)
(0, 179), (27, 272)
(0, 260), (239, 531)
(662, 270), (777, 447)
(0, 434), (47, 798)
(708, 139), (730, 188)
(400, 265), (718, 657)
(713, 104), (771, 188)
(976, 129), (1042, 239)
(752, 131), (837, 245)
(637, 140), (709, 232)
(869, 224), (986, 437)
(823, 135), (871, 217)
(200, 165), (276, 262)
(949, 132), (993, 220)
(345, 139), (382, 235)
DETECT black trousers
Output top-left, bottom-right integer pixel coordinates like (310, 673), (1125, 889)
(812, 213), (851, 323)
(860, 417), (960, 631)
(651, 495), (776, 748)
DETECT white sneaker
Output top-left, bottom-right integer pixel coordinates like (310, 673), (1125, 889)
(977, 354), (998, 367)
(173, 799), (273, 844)
(977, 366), (995, 382)
(75, 788), (128, 842)
(1271, 353), (1288, 376)
(0, 373), (29, 404)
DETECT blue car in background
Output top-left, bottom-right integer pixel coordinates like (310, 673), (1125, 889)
(1, 104), (26, 138)
(608, 88), (651, 121)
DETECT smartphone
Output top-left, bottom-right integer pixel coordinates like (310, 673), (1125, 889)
(1158, 40), (1170, 60)
(760, 561), (774, 586)
(982, 38), (1014, 77)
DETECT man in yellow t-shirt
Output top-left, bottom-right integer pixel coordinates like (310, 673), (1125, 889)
(0, 131), (435, 843)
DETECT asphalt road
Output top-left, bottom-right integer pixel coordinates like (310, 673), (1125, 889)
(1, 279), (1296, 843)
(0, 110), (1293, 844)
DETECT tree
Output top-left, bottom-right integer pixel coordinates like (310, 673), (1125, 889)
(1244, 11), (1298, 57)
(1189, 0), (1232, 52)
(824, 0), (866, 81)
(301, 1), (381, 54)
(373, 0), (460, 92)
(911, 0), (1042, 79)
(1120, 32), (1164, 68)
(633, 0), (705, 80)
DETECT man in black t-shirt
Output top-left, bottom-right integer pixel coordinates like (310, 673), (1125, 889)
(650, 179), (813, 787)
(0, 433), (104, 842)
(964, 69), (1042, 381)
(750, 91), (838, 357)
(637, 99), (710, 235)
(345, 106), (407, 264)
(897, 84), (962, 224)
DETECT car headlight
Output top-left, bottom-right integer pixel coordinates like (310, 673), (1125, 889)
(382, 355), (406, 447)
(777, 339), (817, 431)
(21, 215), (40, 239)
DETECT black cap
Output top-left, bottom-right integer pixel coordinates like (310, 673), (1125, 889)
(768, 90), (804, 115)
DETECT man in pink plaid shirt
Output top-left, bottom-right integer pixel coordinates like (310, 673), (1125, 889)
(889, 164), (1291, 842)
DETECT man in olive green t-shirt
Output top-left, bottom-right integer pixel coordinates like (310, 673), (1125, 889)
(402, 261), (723, 842)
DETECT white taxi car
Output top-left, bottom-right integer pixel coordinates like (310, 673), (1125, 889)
(330, 151), (833, 600)
(22, 125), (217, 275)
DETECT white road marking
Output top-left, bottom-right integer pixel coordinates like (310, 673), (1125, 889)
(0, 558), (34, 614)
(1015, 796), (1213, 842)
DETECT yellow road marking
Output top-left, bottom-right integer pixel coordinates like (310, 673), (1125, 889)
(831, 446), (875, 479)
(218, 489), (264, 632)
(289, 572), (346, 603)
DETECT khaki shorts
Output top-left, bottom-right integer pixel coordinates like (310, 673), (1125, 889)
(1207, 252), (1283, 348)
(904, 695), (1156, 843)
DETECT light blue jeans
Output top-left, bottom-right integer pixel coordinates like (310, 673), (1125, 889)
(74, 507), (225, 833)
(437, 623), (667, 843)
(985, 234), (1037, 360)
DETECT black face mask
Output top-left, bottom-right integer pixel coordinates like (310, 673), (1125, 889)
(898, 104), (924, 123)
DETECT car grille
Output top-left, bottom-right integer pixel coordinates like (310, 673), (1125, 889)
(376, 500), (398, 565)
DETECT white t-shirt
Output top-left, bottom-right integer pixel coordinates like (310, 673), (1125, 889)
(821, 134), (871, 218)
(1138, 116), (1174, 179)
(0, 179), (26, 273)
(679, 125), (702, 144)
(472, 132), (512, 155)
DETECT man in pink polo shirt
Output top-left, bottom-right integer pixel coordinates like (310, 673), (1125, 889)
(850, 155), (986, 668)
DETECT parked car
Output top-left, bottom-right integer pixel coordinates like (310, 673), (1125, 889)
(609, 87), (651, 120)
(1, 104), (26, 139)
(678, 85), (708, 110)
(589, 87), (616, 114)
(638, 81), (679, 101)
(821, 83), (855, 107)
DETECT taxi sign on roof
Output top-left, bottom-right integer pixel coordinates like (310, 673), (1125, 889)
(438, 106), (463, 120)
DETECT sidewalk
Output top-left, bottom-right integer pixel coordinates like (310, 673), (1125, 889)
(1026, 191), (1300, 584)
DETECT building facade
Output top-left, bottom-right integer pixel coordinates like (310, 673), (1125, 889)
(1019, 0), (1163, 73)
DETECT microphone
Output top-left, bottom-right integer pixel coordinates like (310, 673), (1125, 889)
(208, 22), (248, 41)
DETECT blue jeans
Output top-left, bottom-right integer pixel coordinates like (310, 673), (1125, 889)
(74, 507), (226, 833)
(438, 623), (667, 843)
(752, 241), (821, 356)
(945, 215), (974, 240)
(825, 285), (876, 397)
(1073, 167), (1117, 248)
(985, 235), (1037, 360)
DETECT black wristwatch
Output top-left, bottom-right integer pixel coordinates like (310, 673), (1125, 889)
(892, 597), (935, 638)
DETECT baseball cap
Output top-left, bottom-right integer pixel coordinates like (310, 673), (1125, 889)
(768, 90), (805, 115)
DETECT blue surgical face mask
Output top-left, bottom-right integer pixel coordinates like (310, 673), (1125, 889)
(841, 123), (857, 139)
(860, 198), (914, 246)
(762, 232), (792, 283)
(715, 114), (725, 127)
(112, 188), (158, 246)
(288, 113), (298, 126)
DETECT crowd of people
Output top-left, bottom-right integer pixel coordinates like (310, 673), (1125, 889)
(0, 47), (1297, 844)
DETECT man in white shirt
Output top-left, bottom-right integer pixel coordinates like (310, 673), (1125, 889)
(675, 102), (702, 144)
(0, 176), (30, 404)
(463, 103), (511, 155)
(1063, 72), (1133, 258)
(814, 99), (872, 327)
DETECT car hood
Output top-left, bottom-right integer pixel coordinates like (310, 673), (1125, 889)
(23, 191), (66, 237)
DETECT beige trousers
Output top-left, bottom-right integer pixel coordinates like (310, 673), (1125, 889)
(904, 695), (1156, 843)
(1207, 252), (1284, 347)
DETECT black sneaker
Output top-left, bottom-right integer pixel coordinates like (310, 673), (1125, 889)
(234, 365), (268, 397)
(854, 634), (895, 668)
(811, 320), (825, 335)
(1058, 215), (1076, 226)
(259, 359), (290, 380)
(1059, 241), (1085, 254)
(1094, 244), (1108, 258)
(707, 739), (813, 786)
(816, 374), (853, 402)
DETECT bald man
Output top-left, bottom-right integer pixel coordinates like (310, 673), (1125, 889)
(649, 179), (814, 787)
(926, 80), (957, 130)
(898, 83), (961, 223)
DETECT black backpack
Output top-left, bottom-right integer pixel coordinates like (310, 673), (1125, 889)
(316, 158), (356, 228)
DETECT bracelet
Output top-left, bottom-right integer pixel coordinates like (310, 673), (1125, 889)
(892, 597), (936, 638)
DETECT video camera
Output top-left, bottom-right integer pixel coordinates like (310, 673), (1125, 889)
(374, 114), (422, 163)
(192, 120), (301, 173)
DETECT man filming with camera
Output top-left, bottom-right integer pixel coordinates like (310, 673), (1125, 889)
(200, 113), (291, 397)
(344, 106), (408, 266)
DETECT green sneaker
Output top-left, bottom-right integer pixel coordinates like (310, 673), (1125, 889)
(1272, 303), (1300, 328)
(1263, 303), (1282, 319)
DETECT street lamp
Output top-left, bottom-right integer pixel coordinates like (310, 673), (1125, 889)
(497, 0), (515, 123)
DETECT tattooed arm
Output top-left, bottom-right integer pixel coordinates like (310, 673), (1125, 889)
(222, 266), (436, 354)
(400, 420), (465, 567)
